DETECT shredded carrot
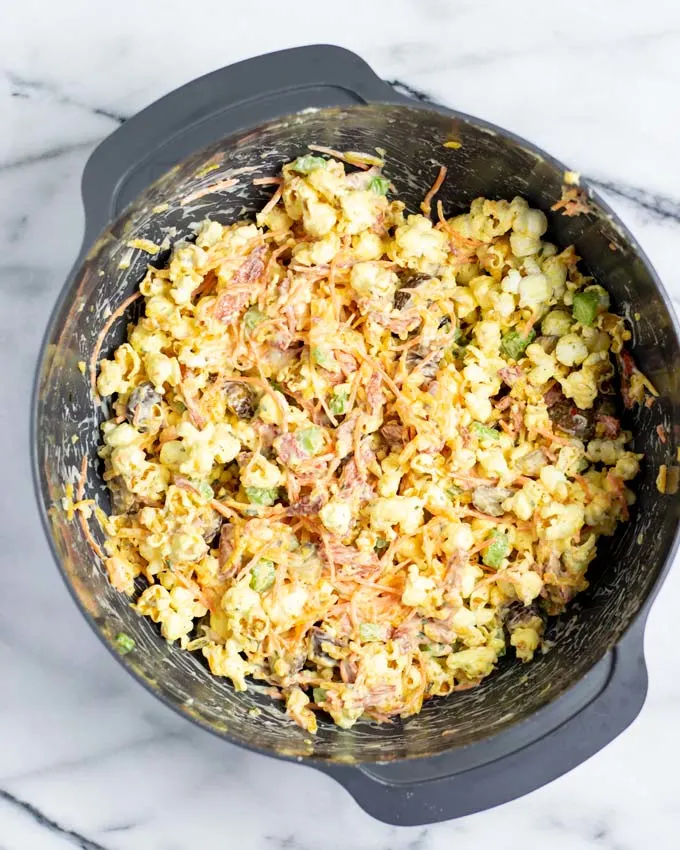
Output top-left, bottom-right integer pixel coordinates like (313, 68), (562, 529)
(89, 291), (142, 401)
(252, 176), (283, 186)
(180, 178), (239, 206)
(259, 185), (283, 218)
(420, 165), (447, 217)
(307, 145), (371, 170)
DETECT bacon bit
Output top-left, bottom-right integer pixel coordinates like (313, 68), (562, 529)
(498, 366), (523, 387)
(618, 350), (637, 409)
(339, 458), (374, 503)
(89, 291), (143, 401)
(494, 395), (512, 411)
(340, 658), (358, 684)
(252, 176), (283, 186)
(276, 432), (308, 467)
(213, 289), (251, 323)
(656, 424), (668, 445)
(551, 186), (595, 217)
(596, 413), (620, 439)
(180, 177), (239, 206)
(286, 494), (325, 517)
(420, 165), (447, 217)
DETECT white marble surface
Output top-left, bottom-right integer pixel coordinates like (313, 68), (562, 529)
(3, 0), (680, 847)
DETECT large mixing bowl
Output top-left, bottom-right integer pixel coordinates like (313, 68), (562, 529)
(32, 45), (680, 824)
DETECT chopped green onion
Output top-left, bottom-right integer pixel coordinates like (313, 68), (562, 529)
(472, 422), (501, 442)
(114, 632), (135, 655)
(296, 426), (325, 455)
(329, 387), (349, 416)
(446, 484), (463, 499)
(572, 290), (600, 326)
(483, 532), (510, 569)
(368, 175), (390, 195)
(359, 622), (383, 642)
(244, 486), (280, 506)
(501, 328), (536, 360)
(268, 378), (284, 393)
(312, 346), (335, 369)
(250, 559), (276, 592)
(244, 307), (266, 332)
(290, 155), (327, 174)
(312, 687), (328, 704)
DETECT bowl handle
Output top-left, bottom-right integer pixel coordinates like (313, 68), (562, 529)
(80, 44), (409, 244)
(319, 616), (649, 826)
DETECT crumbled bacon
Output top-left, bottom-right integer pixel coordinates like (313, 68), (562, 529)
(551, 186), (594, 217)
(596, 413), (621, 439)
(213, 290), (251, 323)
(286, 494), (325, 516)
(213, 246), (267, 322)
(498, 365), (523, 386)
(366, 372), (384, 416)
(275, 433), (309, 466)
(233, 245), (267, 285)
(340, 658), (358, 684)
(339, 458), (374, 502)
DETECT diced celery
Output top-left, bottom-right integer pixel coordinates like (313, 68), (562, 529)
(250, 559), (276, 592)
(245, 486), (279, 506)
(296, 426), (325, 455)
(114, 632), (135, 655)
(368, 175), (390, 195)
(472, 422), (501, 441)
(359, 623), (383, 642)
(290, 155), (327, 174)
(483, 533), (510, 568)
(501, 328), (536, 360)
(572, 291), (599, 326)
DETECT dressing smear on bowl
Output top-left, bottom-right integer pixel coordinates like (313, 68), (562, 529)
(69, 151), (653, 733)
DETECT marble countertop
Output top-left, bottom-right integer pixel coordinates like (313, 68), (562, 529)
(3, 1), (680, 847)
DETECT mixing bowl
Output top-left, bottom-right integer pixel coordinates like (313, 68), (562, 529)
(32, 44), (680, 824)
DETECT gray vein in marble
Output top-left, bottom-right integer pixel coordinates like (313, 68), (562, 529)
(3, 729), (183, 784)
(588, 177), (680, 225)
(0, 140), (97, 173)
(0, 789), (110, 850)
(6, 71), (128, 124)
